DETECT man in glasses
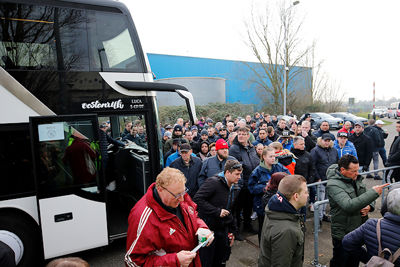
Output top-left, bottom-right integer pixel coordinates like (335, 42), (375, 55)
(194, 160), (243, 267)
(125, 168), (213, 267)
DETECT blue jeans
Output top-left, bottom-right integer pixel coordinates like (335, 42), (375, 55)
(378, 147), (387, 164)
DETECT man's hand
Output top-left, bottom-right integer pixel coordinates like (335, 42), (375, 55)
(196, 228), (214, 246)
(220, 209), (230, 217)
(301, 131), (308, 138)
(360, 205), (371, 216)
(177, 250), (196, 267)
(372, 183), (390, 195)
(228, 233), (235, 247)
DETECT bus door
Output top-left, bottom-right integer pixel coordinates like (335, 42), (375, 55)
(29, 114), (108, 259)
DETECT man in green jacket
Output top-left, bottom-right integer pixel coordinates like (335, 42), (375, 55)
(326, 154), (388, 267)
(258, 175), (309, 267)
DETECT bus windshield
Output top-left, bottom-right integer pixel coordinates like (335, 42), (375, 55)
(0, 2), (142, 72)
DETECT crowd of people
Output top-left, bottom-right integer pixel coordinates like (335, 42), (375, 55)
(124, 112), (400, 267)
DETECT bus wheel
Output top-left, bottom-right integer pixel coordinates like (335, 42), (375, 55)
(0, 216), (42, 267)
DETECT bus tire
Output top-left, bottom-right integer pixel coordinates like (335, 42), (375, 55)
(0, 215), (42, 267)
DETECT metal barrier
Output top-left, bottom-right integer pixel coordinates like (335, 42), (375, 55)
(309, 165), (400, 266)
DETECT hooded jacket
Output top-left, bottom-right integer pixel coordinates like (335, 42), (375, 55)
(312, 129), (336, 141)
(248, 163), (290, 216)
(333, 139), (358, 159)
(193, 173), (237, 233)
(258, 192), (305, 267)
(229, 137), (260, 183)
(125, 183), (208, 267)
(364, 125), (383, 152)
(349, 132), (372, 166)
(342, 212), (400, 266)
(326, 164), (379, 240)
(310, 137), (339, 181)
(291, 148), (317, 184)
(252, 136), (272, 147)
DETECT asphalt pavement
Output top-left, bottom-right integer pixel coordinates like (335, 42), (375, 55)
(71, 118), (397, 267)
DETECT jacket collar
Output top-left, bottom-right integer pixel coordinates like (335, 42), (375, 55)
(268, 191), (299, 214)
(145, 183), (190, 221)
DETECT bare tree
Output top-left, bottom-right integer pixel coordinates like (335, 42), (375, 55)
(244, 1), (312, 114)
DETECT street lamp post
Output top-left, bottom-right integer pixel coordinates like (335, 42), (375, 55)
(283, 0), (300, 116)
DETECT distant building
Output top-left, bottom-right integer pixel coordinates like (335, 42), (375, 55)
(147, 53), (312, 108)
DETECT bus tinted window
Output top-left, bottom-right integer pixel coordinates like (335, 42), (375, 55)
(0, 3), (141, 72)
(0, 125), (35, 197)
(35, 120), (100, 192)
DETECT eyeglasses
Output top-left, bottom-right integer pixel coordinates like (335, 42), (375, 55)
(230, 163), (243, 170)
(161, 186), (188, 199)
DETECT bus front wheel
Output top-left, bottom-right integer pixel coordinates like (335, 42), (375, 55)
(0, 215), (42, 267)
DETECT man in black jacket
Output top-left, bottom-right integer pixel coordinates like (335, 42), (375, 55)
(364, 119), (384, 179)
(169, 143), (202, 198)
(300, 120), (317, 152)
(387, 121), (400, 182)
(349, 122), (373, 173)
(194, 160), (242, 267)
(291, 136), (317, 185)
(229, 127), (260, 235)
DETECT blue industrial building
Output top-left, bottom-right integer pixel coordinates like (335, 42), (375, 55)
(147, 53), (312, 108)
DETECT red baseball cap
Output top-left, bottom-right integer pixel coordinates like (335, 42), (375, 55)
(215, 139), (229, 150)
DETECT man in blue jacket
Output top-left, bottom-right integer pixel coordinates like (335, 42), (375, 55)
(334, 132), (357, 159)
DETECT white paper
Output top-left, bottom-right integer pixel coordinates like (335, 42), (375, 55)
(38, 122), (65, 142)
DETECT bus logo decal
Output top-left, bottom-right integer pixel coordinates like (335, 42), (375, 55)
(81, 100), (124, 110)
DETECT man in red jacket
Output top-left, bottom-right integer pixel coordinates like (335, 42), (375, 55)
(125, 167), (213, 267)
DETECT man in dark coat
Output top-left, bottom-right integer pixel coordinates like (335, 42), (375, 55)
(387, 120), (400, 182)
(349, 122), (373, 172)
(291, 136), (316, 185)
(258, 175), (308, 267)
(343, 188), (400, 266)
(275, 119), (289, 136)
(364, 119), (384, 179)
(310, 133), (339, 222)
(194, 160), (242, 267)
(313, 120), (335, 141)
(300, 120), (317, 152)
(198, 139), (236, 186)
(169, 143), (202, 198)
(229, 127), (260, 235)
(163, 125), (187, 154)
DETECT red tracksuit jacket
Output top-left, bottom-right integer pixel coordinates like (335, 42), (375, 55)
(125, 183), (208, 267)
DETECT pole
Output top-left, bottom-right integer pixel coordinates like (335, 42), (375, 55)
(283, 1), (300, 116)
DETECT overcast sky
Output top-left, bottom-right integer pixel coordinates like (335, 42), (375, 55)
(124, 0), (400, 102)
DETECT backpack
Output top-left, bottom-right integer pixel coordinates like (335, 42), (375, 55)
(364, 218), (400, 267)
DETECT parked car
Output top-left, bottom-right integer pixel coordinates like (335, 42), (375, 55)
(329, 112), (368, 127)
(308, 112), (343, 130)
(369, 108), (387, 118)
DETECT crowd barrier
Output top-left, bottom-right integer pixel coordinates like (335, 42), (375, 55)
(308, 165), (400, 266)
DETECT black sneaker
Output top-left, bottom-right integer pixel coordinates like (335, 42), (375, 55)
(366, 174), (374, 179)
(374, 175), (382, 180)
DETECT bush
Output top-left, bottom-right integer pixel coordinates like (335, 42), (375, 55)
(159, 103), (256, 125)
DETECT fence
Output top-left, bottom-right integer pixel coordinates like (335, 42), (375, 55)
(309, 165), (400, 266)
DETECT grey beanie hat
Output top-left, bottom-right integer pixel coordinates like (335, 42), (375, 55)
(387, 188), (400, 216)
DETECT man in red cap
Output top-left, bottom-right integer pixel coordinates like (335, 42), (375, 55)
(198, 139), (237, 186)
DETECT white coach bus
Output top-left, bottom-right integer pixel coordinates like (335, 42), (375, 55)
(0, 0), (196, 265)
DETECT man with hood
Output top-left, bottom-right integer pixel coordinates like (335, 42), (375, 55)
(258, 175), (308, 267)
(326, 154), (388, 267)
(310, 133), (339, 222)
(334, 132), (358, 159)
(163, 125), (187, 154)
(229, 127), (260, 236)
